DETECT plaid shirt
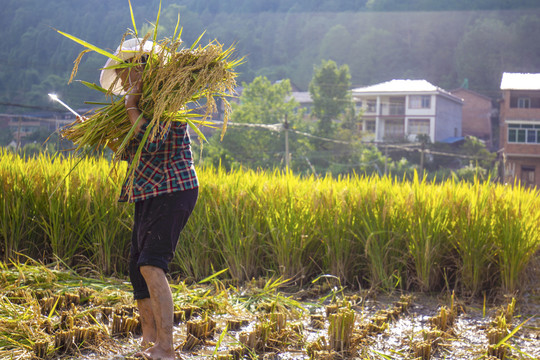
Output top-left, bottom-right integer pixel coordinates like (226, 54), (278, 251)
(119, 121), (199, 203)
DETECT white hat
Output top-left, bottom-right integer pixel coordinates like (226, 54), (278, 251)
(99, 38), (159, 95)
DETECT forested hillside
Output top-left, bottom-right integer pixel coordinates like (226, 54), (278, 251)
(1, 0), (540, 113)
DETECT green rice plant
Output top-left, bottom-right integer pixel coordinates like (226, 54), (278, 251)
(173, 166), (257, 281)
(313, 175), (365, 285)
(449, 179), (497, 296)
(173, 203), (219, 281)
(204, 168), (264, 282)
(0, 150), (39, 260)
(262, 170), (320, 282)
(404, 174), (452, 291)
(0, 150), (133, 272)
(491, 184), (540, 293)
(82, 159), (133, 275)
(37, 186), (89, 264)
(1, 150), (540, 295)
(31, 155), (105, 267)
(358, 176), (408, 291)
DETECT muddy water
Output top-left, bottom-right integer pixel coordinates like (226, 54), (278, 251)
(81, 293), (539, 360)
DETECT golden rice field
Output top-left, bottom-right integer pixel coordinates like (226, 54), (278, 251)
(0, 150), (539, 359)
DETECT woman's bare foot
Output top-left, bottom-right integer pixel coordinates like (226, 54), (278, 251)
(139, 344), (176, 360)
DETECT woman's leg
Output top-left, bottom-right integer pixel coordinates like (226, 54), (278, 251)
(139, 265), (175, 359)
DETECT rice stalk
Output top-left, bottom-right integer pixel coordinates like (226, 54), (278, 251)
(57, 23), (242, 201)
(314, 175), (364, 285)
(263, 170), (320, 282)
(360, 176), (408, 291)
(449, 179), (497, 296)
(1, 150), (540, 295)
(328, 306), (355, 353)
(405, 174), (452, 291)
(491, 184), (540, 294)
(204, 172), (263, 282)
(0, 151), (40, 260)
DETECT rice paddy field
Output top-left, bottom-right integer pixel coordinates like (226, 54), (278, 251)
(1, 150), (539, 359)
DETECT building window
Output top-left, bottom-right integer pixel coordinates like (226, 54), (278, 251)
(365, 120), (375, 133)
(409, 95), (431, 109)
(508, 123), (540, 144)
(384, 119), (404, 139)
(517, 97), (531, 108)
(366, 99), (377, 113)
(510, 96), (540, 108)
(408, 119), (430, 136)
(521, 166), (535, 187)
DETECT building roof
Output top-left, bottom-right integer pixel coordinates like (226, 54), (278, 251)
(352, 79), (439, 93)
(289, 91), (313, 104)
(500, 72), (540, 90)
(450, 88), (492, 102)
(352, 79), (462, 104)
(440, 136), (466, 144)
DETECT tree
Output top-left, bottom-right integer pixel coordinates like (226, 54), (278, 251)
(308, 60), (352, 136)
(0, 127), (13, 146)
(455, 17), (518, 95)
(319, 25), (354, 67)
(202, 76), (305, 170)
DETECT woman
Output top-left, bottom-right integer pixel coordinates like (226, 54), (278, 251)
(102, 38), (198, 360)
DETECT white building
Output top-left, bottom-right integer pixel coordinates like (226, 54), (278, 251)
(352, 79), (463, 143)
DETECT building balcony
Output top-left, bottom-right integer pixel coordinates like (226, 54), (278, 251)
(379, 103), (405, 116)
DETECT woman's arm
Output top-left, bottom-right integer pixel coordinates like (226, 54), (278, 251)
(123, 64), (147, 134)
(120, 64), (170, 153)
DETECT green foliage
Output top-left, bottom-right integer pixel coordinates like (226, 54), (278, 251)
(309, 60), (352, 135)
(202, 76), (305, 170)
(234, 77), (299, 125)
(3, 1), (540, 114)
(386, 136), (496, 180)
(456, 17), (518, 95)
(365, 0), (540, 11)
(0, 128), (13, 146)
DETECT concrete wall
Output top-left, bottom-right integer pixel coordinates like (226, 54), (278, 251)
(434, 96), (462, 142)
(451, 89), (493, 145)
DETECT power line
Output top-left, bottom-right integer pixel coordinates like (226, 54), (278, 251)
(208, 120), (495, 161)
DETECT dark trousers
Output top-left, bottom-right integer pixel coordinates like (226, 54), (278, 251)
(129, 188), (198, 300)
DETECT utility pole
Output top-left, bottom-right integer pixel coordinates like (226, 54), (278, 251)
(420, 143), (425, 174)
(17, 116), (21, 152)
(284, 114), (289, 171)
(384, 144), (388, 175)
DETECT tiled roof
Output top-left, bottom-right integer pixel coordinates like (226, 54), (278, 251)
(500, 72), (540, 90)
(289, 91), (313, 103)
(352, 79), (462, 104)
(352, 79), (439, 93)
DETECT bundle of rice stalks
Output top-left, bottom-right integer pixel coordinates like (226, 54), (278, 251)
(111, 313), (141, 336)
(55, 3), (242, 198)
(226, 318), (249, 331)
(60, 33), (241, 152)
(185, 314), (216, 339)
(412, 340), (432, 360)
(328, 307), (355, 353)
